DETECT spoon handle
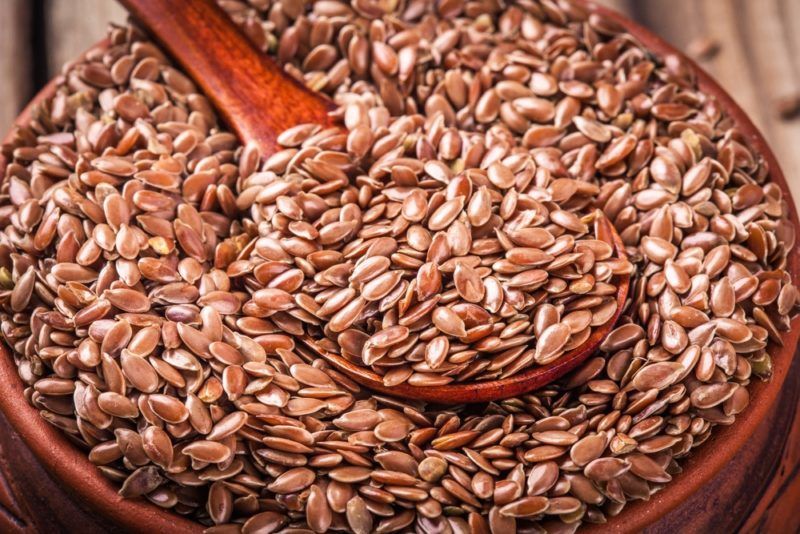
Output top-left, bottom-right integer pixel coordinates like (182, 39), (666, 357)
(118, 0), (334, 155)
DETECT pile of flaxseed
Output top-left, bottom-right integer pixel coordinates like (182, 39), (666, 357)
(0, 1), (797, 532)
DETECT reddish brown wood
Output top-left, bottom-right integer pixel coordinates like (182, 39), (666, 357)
(299, 215), (630, 404)
(118, 0), (334, 156)
(0, 408), (118, 534)
(641, 348), (800, 534)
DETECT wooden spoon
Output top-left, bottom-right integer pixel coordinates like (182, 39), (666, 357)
(298, 214), (629, 403)
(120, 0), (630, 403)
(118, 0), (335, 155)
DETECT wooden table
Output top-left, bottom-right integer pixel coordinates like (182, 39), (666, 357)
(0, 1), (798, 532)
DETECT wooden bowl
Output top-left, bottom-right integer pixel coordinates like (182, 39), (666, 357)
(0, 43), (201, 534)
(0, 2), (798, 532)
(575, 1), (800, 530)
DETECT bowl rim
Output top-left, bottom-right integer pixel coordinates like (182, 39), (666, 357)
(0, 2), (798, 532)
(575, 1), (800, 531)
(0, 42), (203, 534)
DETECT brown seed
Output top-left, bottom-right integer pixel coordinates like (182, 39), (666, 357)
(207, 482), (233, 525)
(10, 268), (35, 312)
(346, 496), (373, 534)
(98, 392), (139, 419)
(118, 466), (163, 498)
(425, 336), (450, 370)
(632, 362), (685, 391)
(432, 306), (467, 337)
(600, 324), (645, 352)
(418, 457), (448, 483)
(534, 323), (571, 364)
(141, 426), (173, 469)
(147, 394), (189, 424)
(584, 457), (631, 481)
(402, 189), (428, 222)
(242, 512), (287, 534)
(468, 186), (493, 227)
(691, 382), (739, 409)
(570, 433), (607, 467)
(641, 236), (677, 264)
(454, 263), (485, 303)
(428, 197), (465, 231)
(307, 484), (332, 533)
(121, 352), (159, 393)
(267, 467), (315, 494)
(367, 325), (410, 350)
(206, 411), (248, 441)
(416, 262), (442, 301)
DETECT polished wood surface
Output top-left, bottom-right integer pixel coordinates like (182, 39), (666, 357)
(0, 1), (797, 533)
(119, 0), (334, 155)
(0, 409), (112, 534)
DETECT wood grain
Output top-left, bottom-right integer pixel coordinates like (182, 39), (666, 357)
(737, 0), (800, 204)
(0, 409), (112, 534)
(0, 1), (31, 134)
(44, 0), (126, 75)
(120, 0), (335, 156)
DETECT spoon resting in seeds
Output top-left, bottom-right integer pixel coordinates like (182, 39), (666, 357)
(120, 0), (631, 401)
(299, 213), (630, 403)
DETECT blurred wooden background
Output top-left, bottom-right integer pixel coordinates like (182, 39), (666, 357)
(1, 0), (799, 203)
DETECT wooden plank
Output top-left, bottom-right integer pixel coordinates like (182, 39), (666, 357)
(695, 0), (765, 130)
(736, 0), (800, 204)
(780, 0), (800, 78)
(44, 0), (127, 78)
(0, 1), (31, 131)
(627, 0), (703, 51)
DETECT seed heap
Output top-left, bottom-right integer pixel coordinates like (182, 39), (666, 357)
(234, 125), (631, 386)
(0, 2), (798, 534)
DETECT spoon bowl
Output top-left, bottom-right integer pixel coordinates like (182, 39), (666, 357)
(299, 214), (630, 404)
